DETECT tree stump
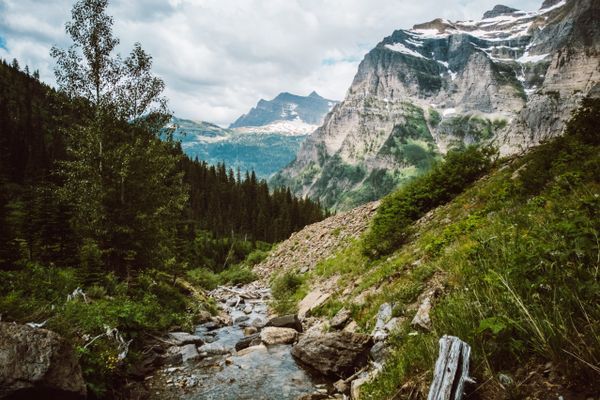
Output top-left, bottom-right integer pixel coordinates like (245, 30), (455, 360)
(427, 335), (472, 400)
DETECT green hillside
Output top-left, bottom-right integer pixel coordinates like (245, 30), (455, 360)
(273, 98), (600, 399)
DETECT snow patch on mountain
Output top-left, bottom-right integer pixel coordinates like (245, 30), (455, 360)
(232, 118), (318, 136)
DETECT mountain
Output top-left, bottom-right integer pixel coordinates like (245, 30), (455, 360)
(272, 0), (600, 210)
(230, 91), (338, 130)
(170, 117), (306, 179)
(172, 92), (339, 178)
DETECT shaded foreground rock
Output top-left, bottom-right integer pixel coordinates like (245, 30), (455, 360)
(291, 331), (373, 378)
(235, 333), (261, 351)
(0, 322), (86, 399)
(265, 314), (303, 332)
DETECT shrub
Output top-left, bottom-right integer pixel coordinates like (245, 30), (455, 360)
(363, 145), (495, 257)
(186, 268), (220, 290)
(271, 271), (305, 314)
(217, 264), (257, 286)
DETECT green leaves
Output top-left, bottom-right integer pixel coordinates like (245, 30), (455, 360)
(477, 316), (507, 336)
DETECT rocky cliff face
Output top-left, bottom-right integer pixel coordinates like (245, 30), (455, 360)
(273, 0), (599, 210)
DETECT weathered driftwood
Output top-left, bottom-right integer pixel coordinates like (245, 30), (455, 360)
(427, 335), (473, 400)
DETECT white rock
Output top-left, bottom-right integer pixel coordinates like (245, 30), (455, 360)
(411, 297), (432, 330)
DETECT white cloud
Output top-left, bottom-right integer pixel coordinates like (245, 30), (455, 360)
(0, 0), (541, 126)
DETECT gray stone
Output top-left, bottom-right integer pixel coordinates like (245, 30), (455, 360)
(0, 322), (86, 398)
(198, 343), (230, 356)
(265, 314), (303, 332)
(291, 331), (373, 378)
(168, 332), (204, 346)
(176, 344), (200, 362)
(260, 327), (297, 345)
(234, 333), (261, 351)
(370, 341), (390, 364)
(226, 296), (239, 307)
(234, 315), (250, 324)
(330, 308), (351, 330)
(411, 297), (432, 331)
(235, 344), (267, 357)
(297, 290), (330, 319)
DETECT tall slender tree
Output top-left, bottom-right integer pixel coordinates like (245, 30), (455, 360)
(50, 0), (186, 277)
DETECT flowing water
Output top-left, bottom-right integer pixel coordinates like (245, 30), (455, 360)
(161, 287), (327, 400)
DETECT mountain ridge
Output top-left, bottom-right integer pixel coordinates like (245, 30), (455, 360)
(272, 0), (599, 211)
(230, 91), (339, 129)
(170, 91), (339, 178)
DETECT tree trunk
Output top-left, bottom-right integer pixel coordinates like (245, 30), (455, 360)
(427, 335), (473, 400)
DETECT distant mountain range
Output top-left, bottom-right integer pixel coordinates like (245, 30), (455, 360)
(171, 92), (338, 178)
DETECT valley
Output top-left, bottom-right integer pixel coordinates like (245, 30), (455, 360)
(0, 0), (598, 399)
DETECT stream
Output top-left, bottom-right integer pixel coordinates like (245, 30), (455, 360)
(148, 283), (329, 400)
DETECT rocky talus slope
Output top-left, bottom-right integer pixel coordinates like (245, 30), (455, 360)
(273, 0), (600, 210)
(254, 201), (379, 281)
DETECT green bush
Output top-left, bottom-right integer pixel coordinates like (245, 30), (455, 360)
(186, 268), (220, 290)
(217, 264), (257, 286)
(363, 145), (495, 257)
(271, 271), (306, 314)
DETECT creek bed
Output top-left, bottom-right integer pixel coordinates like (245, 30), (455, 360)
(149, 285), (328, 400)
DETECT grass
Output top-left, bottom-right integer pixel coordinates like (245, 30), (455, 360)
(270, 271), (308, 315)
(278, 99), (600, 399)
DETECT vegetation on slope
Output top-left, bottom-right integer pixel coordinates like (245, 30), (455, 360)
(282, 98), (600, 399)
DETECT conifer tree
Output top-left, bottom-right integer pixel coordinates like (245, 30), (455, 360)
(50, 0), (186, 277)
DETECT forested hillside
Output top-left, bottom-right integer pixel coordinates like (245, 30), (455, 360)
(0, 45), (324, 397)
(0, 59), (326, 273)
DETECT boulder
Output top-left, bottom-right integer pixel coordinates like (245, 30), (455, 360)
(370, 341), (390, 364)
(234, 315), (250, 324)
(251, 317), (267, 328)
(298, 290), (330, 319)
(0, 322), (86, 399)
(170, 344), (200, 362)
(194, 310), (212, 324)
(260, 327), (297, 345)
(168, 332), (204, 346)
(235, 344), (267, 357)
(265, 314), (303, 332)
(197, 343), (230, 356)
(330, 308), (351, 330)
(372, 303), (394, 341)
(234, 333), (261, 351)
(243, 326), (258, 336)
(291, 331), (373, 378)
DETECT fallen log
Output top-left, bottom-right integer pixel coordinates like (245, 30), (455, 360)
(427, 335), (473, 400)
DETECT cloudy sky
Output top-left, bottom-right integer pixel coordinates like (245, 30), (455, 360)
(0, 0), (540, 126)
